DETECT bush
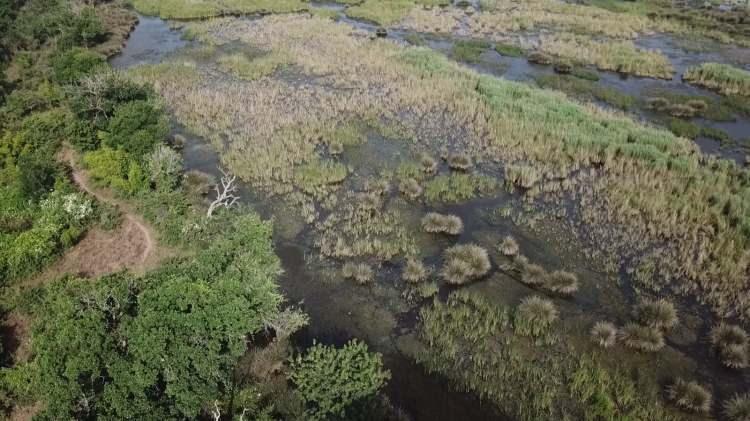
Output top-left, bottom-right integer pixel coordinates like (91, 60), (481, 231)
(103, 100), (169, 158)
(71, 70), (154, 128)
(51, 47), (105, 84)
(146, 145), (183, 191)
(83, 147), (148, 195)
(59, 7), (105, 48)
(289, 340), (390, 421)
(514, 295), (558, 337)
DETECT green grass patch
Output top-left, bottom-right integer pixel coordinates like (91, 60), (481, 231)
(424, 173), (496, 202)
(535, 74), (635, 110)
(346, 0), (449, 26)
(451, 39), (492, 63)
(217, 52), (289, 80)
(131, 0), (309, 19)
(294, 159), (348, 194)
(570, 67), (600, 81)
(684, 63), (750, 97)
(494, 42), (524, 58)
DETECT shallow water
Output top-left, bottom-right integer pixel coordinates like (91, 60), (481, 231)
(115, 11), (750, 420)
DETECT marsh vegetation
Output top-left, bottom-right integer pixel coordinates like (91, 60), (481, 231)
(4, 0), (750, 419)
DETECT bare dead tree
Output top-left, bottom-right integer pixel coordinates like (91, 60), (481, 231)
(207, 168), (240, 218)
(211, 401), (221, 421)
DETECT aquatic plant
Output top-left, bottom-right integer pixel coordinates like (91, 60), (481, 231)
(495, 43), (524, 57)
(451, 39), (492, 63)
(545, 270), (579, 295)
(346, 0), (449, 26)
(420, 154), (438, 174)
(424, 174), (496, 202)
(590, 321), (617, 348)
(498, 235), (519, 257)
(667, 378), (712, 414)
(710, 323), (748, 349)
(685, 99), (708, 113)
(441, 244), (491, 284)
(132, 0), (309, 19)
(446, 152), (472, 171)
(619, 323), (665, 352)
(421, 212), (463, 235)
(724, 393), (750, 421)
(403, 257), (429, 283)
(342, 262), (375, 285)
(217, 51), (289, 80)
(666, 103), (696, 118)
(521, 263), (547, 286)
(684, 63), (750, 97)
(535, 74), (636, 110)
(634, 299), (678, 330)
(365, 179), (391, 196)
(553, 60), (573, 74)
(328, 141), (344, 156)
(399, 178), (423, 200)
(528, 51), (553, 65)
(645, 97), (670, 110)
(514, 295), (558, 337)
(504, 164), (541, 189)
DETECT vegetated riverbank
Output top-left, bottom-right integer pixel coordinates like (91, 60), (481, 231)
(116, 4), (750, 419)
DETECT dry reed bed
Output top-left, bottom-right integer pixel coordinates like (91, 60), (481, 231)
(132, 14), (750, 321)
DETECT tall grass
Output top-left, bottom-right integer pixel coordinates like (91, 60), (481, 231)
(684, 63), (750, 97)
(131, 0), (309, 19)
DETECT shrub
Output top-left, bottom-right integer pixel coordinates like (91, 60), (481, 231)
(667, 378), (712, 414)
(399, 178), (423, 200)
(634, 299), (678, 330)
(103, 100), (169, 158)
(591, 321), (617, 348)
(498, 235), (519, 257)
(421, 212), (463, 235)
(51, 47), (105, 84)
(83, 147), (148, 195)
(72, 70), (154, 128)
(514, 295), (558, 337)
(441, 244), (491, 284)
(60, 6), (105, 48)
(146, 145), (183, 192)
(724, 393), (750, 421)
(619, 323), (665, 352)
(342, 262), (375, 285)
(545, 270), (579, 295)
(289, 340), (390, 421)
(403, 257), (429, 283)
(447, 152), (472, 171)
(521, 263), (547, 286)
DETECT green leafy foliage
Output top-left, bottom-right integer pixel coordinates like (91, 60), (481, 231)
(7, 213), (283, 419)
(83, 147), (148, 195)
(102, 100), (169, 158)
(289, 340), (390, 420)
(51, 47), (106, 84)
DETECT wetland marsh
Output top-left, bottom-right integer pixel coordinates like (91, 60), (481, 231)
(112, 0), (750, 419)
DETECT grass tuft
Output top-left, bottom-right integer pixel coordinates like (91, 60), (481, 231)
(724, 393), (750, 421)
(684, 63), (750, 97)
(441, 244), (491, 284)
(342, 262), (375, 284)
(498, 235), (519, 257)
(421, 212), (464, 235)
(634, 299), (678, 330)
(514, 295), (558, 337)
(545, 270), (579, 295)
(403, 257), (429, 283)
(591, 321), (617, 348)
(619, 323), (665, 352)
(399, 178), (423, 200)
(667, 378), (712, 414)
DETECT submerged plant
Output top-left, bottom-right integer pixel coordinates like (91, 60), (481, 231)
(521, 263), (547, 286)
(514, 295), (558, 337)
(403, 258), (429, 283)
(421, 212), (463, 235)
(441, 244), (491, 284)
(498, 235), (519, 257)
(619, 323), (665, 352)
(635, 299), (678, 330)
(400, 178), (423, 200)
(447, 152), (472, 171)
(667, 378), (712, 414)
(342, 262), (375, 285)
(545, 270), (579, 295)
(724, 393), (750, 421)
(591, 321), (617, 348)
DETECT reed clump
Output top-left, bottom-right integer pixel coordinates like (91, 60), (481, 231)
(634, 299), (678, 330)
(514, 295), (558, 337)
(342, 262), (375, 284)
(724, 393), (750, 421)
(441, 244), (491, 284)
(667, 378), (712, 414)
(619, 323), (665, 352)
(590, 321), (617, 348)
(684, 63), (750, 97)
(421, 212), (463, 235)
(403, 257), (429, 283)
(498, 235), (519, 257)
